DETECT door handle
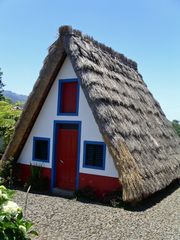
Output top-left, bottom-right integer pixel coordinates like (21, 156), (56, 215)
(60, 160), (64, 164)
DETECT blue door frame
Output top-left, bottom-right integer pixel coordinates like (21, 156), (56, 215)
(51, 120), (81, 191)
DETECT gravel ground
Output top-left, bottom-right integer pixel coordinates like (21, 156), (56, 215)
(14, 183), (180, 240)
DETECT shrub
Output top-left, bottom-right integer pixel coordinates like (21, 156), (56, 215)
(76, 187), (125, 208)
(76, 186), (98, 201)
(172, 120), (180, 137)
(0, 185), (38, 239)
(103, 190), (124, 207)
(0, 100), (22, 152)
(0, 157), (14, 187)
(25, 165), (49, 192)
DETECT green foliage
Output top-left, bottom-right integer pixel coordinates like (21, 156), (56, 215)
(0, 68), (5, 101)
(0, 185), (38, 239)
(0, 157), (14, 187)
(76, 186), (98, 201)
(25, 165), (49, 192)
(172, 120), (180, 137)
(0, 100), (22, 153)
(76, 187), (124, 208)
(102, 190), (124, 207)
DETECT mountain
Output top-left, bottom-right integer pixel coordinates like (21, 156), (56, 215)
(3, 90), (28, 103)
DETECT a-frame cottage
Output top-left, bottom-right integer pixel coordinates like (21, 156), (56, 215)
(1, 26), (180, 202)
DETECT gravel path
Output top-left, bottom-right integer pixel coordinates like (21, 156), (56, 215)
(14, 184), (180, 240)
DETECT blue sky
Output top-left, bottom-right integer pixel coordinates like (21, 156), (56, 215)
(0, 0), (179, 120)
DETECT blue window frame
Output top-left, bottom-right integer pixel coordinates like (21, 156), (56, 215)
(57, 78), (80, 116)
(32, 137), (50, 162)
(83, 141), (106, 170)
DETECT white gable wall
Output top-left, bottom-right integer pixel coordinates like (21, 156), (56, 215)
(18, 57), (118, 178)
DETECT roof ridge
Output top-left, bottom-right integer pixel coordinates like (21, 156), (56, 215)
(59, 25), (138, 71)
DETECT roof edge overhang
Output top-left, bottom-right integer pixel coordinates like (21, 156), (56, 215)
(1, 33), (67, 164)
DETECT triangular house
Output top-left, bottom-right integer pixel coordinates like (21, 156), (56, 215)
(1, 26), (180, 202)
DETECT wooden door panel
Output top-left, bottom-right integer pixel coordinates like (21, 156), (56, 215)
(56, 128), (78, 190)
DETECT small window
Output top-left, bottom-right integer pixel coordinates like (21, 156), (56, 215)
(33, 137), (50, 162)
(83, 141), (106, 170)
(57, 79), (79, 115)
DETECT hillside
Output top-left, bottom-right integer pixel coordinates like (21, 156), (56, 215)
(3, 90), (28, 103)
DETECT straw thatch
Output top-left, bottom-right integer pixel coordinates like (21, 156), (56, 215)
(1, 26), (180, 202)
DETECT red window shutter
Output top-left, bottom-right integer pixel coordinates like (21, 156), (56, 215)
(61, 82), (78, 113)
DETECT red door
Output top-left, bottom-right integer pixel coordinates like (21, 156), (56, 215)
(56, 128), (78, 191)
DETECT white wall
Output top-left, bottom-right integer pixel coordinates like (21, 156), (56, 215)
(18, 57), (118, 178)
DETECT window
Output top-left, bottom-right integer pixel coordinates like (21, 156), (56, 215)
(57, 79), (79, 115)
(33, 137), (50, 162)
(83, 141), (106, 170)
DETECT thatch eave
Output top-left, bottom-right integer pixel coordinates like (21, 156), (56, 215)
(1, 36), (67, 164)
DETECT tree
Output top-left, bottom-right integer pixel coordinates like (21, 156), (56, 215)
(0, 68), (5, 100)
(172, 120), (180, 137)
(0, 100), (22, 154)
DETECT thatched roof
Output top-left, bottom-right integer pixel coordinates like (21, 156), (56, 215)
(1, 26), (180, 202)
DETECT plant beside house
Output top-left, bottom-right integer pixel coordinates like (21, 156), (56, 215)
(24, 164), (49, 192)
(0, 185), (38, 239)
(0, 157), (14, 188)
(172, 120), (180, 137)
(0, 100), (22, 156)
(76, 186), (124, 208)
